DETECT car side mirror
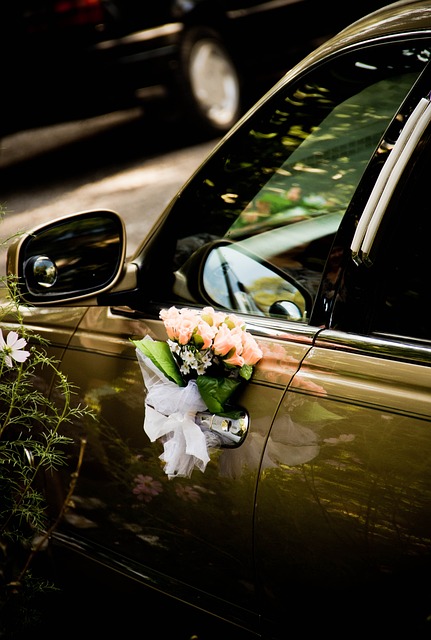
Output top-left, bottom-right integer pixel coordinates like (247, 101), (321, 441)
(6, 210), (126, 304)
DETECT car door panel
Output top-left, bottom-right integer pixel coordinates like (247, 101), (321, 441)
(256, 330), (431, 631)
(49, 305), (316, 625)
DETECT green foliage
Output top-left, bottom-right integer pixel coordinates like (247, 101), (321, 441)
(133, 337), (185, 386)
(196, 374), (241, 415)
(0, 226), (94, 635)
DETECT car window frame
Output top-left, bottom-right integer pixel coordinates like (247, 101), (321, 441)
(323, 49), (431, 337)
(133, 34), (431, 330)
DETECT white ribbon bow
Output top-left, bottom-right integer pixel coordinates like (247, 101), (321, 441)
(136, 345), (210, 478)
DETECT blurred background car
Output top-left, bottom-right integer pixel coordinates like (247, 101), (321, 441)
(1, 0), (392, 139)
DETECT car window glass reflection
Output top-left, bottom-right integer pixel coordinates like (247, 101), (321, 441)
(203, 244), (308, 318)
(168, 44), (428, 318)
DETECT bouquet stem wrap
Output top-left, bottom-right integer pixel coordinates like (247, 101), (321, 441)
(136, 343), (210, 478)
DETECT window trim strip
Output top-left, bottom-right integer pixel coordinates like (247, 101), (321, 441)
(351, 95), (431, 264)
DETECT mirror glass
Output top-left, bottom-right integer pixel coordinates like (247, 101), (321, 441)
(21, 211), (124, 301)
(202, 244), (308, 318)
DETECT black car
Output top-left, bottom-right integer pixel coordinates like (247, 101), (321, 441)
(1, 0), (391, 138)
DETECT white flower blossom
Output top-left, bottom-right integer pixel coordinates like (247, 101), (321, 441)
(177, 345), (214, 376)
(0, 329), (31, 368)
(168, 339), (180, 355)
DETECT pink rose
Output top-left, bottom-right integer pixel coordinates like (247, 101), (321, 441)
(160, 306), (180, 339)
(159, 306), (262, 372)
(241, 331), (263, 365)
(201, 307), (227, 329)
(213, 323), (238, 357)
(160, 306), (200, 345)
(175, 317), (197, 345)
(214, 325), (245, 366)
(195, 318), (216, 349)
(225, 313), (244, 329)
(160, 306), (180, 323)
(223, 351), (245, 367)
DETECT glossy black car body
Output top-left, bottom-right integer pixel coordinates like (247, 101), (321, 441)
(4, 0), (431, 638)
(1, 0), (390, 138)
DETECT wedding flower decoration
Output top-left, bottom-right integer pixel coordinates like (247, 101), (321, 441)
(133, 306), (262, 479)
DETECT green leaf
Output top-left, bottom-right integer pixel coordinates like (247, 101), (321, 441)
(132, 338), (184, 386)
(197, 375), (241, 414)
(239, 364), (253, 381)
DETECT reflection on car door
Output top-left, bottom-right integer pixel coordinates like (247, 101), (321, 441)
(52, 306), (317, 627)
(256, 333), (431, 632)
(255, 89), (431, 634)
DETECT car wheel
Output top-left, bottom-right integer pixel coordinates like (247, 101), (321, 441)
(179, 27), (242, 136)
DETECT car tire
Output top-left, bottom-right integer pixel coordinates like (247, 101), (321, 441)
(178, 27), (243, 136)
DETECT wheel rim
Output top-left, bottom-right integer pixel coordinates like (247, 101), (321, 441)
(188, 39), (240, 128)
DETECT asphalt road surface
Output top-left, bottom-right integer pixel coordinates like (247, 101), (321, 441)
(0, 109), (220, 274)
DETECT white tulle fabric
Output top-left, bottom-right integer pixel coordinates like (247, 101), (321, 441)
(136, 347), (210, 479)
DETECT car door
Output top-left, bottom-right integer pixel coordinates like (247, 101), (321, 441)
(51, 305), (310, 630)
(42, 30), (431, 627)
(255, 78), (431, 637)
(51, 39), (429, 630)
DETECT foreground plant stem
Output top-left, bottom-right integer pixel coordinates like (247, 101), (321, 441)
(17, 436), (87, 582)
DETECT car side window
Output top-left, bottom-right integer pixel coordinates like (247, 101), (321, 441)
(156, 42), (428, 321)
(368, 126), (431, 342)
